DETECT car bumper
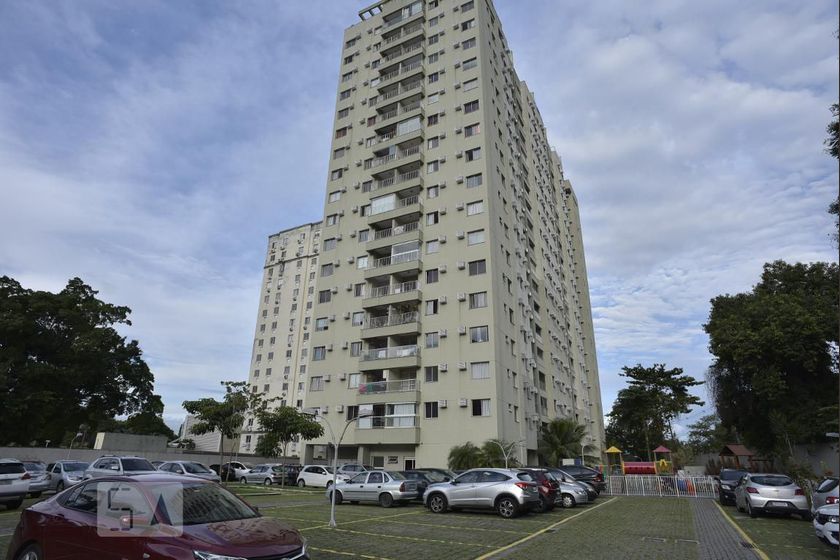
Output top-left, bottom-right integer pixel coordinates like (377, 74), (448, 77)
(391, 491), (419, 501)
(719, 487), (736, 501)
(814, 521), (840, 546)
(750, 495), (809, 513)
(28, 480), (50, 492)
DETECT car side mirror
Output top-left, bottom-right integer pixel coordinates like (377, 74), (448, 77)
(443, 477), (451, 482)
(451, 480), (458, 485)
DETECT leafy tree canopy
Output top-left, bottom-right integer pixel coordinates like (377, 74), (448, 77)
(704, 261), (839, 457)
(538, 418), (590, 466)
(0, 276), (160, 445)
(254, 406), (324, 461)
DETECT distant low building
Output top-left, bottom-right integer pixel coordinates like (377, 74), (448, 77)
(180, 415), (237, 454)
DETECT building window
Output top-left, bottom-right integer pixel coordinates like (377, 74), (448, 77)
(341, 71), (353, 83)
(462, 38), (476, 50)
(427, 136), (440, 149)
(313, 346), (327, 361)
(427, 161), (440, 173)
(425, 332), (439, 348)
(352, 312), (364, 326)
(339, 89), (352, 100)
(426, 239), (440, 254)
(425, 300), (439, 315)
(470, 361), (490, 379)
(472, 398), (490, 416)
(427, 114), (439, 126)
(470, 325), (489, 343)
(464, 122), (480, 136)
(336, 127), (348, 138)
(329, 190), (342, 202)
(468, 259), (486, 275)
(333, 147), (346, 159)
(425, 366), (439, 382)
(429, 73), (440, 84)
(354, 283), (366, 297)
(467, 229), (485, 245)
(425, 401), (439, 418)
(348, 373), (360, 389)
(337, 107), (350, 119)
(350, 341), (362, 356)
(428, 33), (439, 45)
(426, 269), (439, 283)
(321, 263), (334, 277)
(464, 100), (479, 113)
(315, 317), (329, 331)
(465, 147), (481, 161)
(310, 376), (325, 391)
(466, 173), (483, 188)
(427, 185), (439, 198)
(358, 229), (369, 242)
(469, 291), (487, 308)
(357, 255), (369, 269)
(466, 200), (483, 215)
(461, 0), (474, 11)
(318, 290), (332, 303)
(326, 214), (339, 226)
(428, 52), (439, 64)
(461, 19), (475, 30)
(426, 211), (439, 225)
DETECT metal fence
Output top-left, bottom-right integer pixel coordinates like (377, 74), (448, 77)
(603, 475), (718, 499)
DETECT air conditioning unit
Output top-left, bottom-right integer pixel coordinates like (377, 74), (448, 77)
(322, 406), (329, 413)
(455, 151), (463, 158)
(325, 374), (332, 382)
(455, 176), (464, 183)
(336, 404), (344, 413)
(458, 398), (468, 407)
(454, 62), (461, 68)
(336, 234), (343, 241)
(330, 314), (337, 322)
(456, 231), (465, 239)
(341, 342), (349, 350)
(455, 202), (464, 211)
(346, 282), (353, 290)
(331, 287), (339, 294)
(458, 361), (467, 370)
(440, 235), (447, 244)
(440, 296), (448, 305)
(347, 257), (354, 264)
(343, 311), (351, 319)
(457, 261), (466, 269)
(439, 399), (448, 408)
(440, 207), (447, 215)
(349, 231), (356, 238)
(458, 325), (467, 335)
(439, 265), (447, 273)
(352, 205), (359, 213)
(440, 328), (448, 338)
(339, 371), (347, 380)
(439, 156), (446, 163)
(327, 344), (334, 352)
(440, 363), (449, 372)
(456, 292), (466, 301)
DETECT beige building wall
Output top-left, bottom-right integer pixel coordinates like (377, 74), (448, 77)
(238, 222), (322, 456)
(288, 0), (603, 469)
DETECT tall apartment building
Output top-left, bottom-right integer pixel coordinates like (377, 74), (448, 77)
(239, 222), (322, 456)
(295, 0), (603, 469)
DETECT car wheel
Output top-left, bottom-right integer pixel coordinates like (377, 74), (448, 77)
(297, 479), (305, 488)
(240, 477), (247, 484)
(6, 498), (23, 511)
(747, 499), (757, 519)
(326, 480), (334, 488)
(55, 481), (65, 492)
(16, 543), (43, 560)
(534, 497), (548, 513)
(496, 496), (519, 519)
(379, 493), (394, 508)
(428, 493), (447, 513)
(263, 478), (272, 486)
(561, 493), (575, 508)
(332, 491), (343, 505)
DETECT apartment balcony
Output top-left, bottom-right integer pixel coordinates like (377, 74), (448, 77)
(366, 220), (421, 251)
(361, 310), (421, 338)
(382, 18), (424, 44)
(370, 169), (422, 196)
(356, 378), (420, 404)
(377, 60), (424, 91)
(359, 344), (420, 371)
(375, 101), (423, 129)
(369, 80), (424, 109)
(364, 145), (423, 175)
(363, 250), (421, 279)
(362, 279), (421, 308)
(380, 40), (425, 67)
(355, 417), (421, 445)
(367, 194), (422, 224)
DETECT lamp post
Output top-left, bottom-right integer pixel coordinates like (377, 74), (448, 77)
(490, 439), (525, 469)
(315, 411), (373, 528)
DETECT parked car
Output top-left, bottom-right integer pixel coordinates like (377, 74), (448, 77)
(0, 459), (30, 510)
(546, 467), (597, 503)
(297, 465), (349, 488)
(813, 503), (839, 548)
(210, 461), (253, 481)
(556, 464), (605, 493)
(45, 461), (89, 493)
(83, 456), (158, 479)
(424, 468), (540, 518)
(21, 462), (49, 498)
(151, 460), (165, 468)
(328, 470), (418, 507)
(716, 468), (749, 505)
(517, 468), (558, 512)
(157, 461), (221, 482)
(5, 473), (309, 560)
(240, 464), (299, 486)
(734, 473), (810, 519)
(337, 463), (373, 477)
(412, 467), (456, 482)
(812, 477), (839, 513)
(400, 470), (438, 500)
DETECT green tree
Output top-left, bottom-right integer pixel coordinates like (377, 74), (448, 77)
(704, 261), (839, 458)
(606, 364), (704, 459)
(254, 406), (323, 486)
(685, 414), (733, 455)
(447, 442), (483, 470)
(538, 418), (588, 466)
(0, 276), (159, 445)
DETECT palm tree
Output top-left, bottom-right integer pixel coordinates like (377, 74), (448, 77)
(538, 418), (589, 466)
(481, 439), (520, 468)
(448, 442), (483, 470)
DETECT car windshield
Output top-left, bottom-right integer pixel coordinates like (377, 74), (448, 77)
(64, 462), (88, 472)
(183, 463), (212, 474)
(159, 482), (259, 526)
(423, 471), (448, 482)
(387, 471), (406, 480)
(23, 462), (46, 471)
(122, 459), (155, 471)
(752, 476), (793, 486)
(720, 470), (747, 481)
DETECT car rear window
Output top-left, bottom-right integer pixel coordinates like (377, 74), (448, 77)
(386, 471), (406, 480)
(0, 463), (25, 475)
(122, 459), (155, 471)
(720, 470), (747, 481)
(752, 476), (793, 486)
(184, 463), (212, 474)
(23, 462), (46, 471)
(424, 471), (448, 482)
(64, 462), (88, 472)
(516, 472), (534, 481)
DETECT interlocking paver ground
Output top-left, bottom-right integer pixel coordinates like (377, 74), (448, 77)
(691, 498), (758, 560)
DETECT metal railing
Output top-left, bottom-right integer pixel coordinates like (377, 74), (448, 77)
(369, 194), (420, 216)
(378, 100), (422, 122)
(371, 80), (423, 108)
(366, 310), (419, 329)
(360, 344), (420, 361)
(358, 378), (418, 394)
(382, 41), (424, 63)
(378, 60), (423, 86)
(603, 475), (718, 499)
(372, 221), (419, 241)
(364, 145), (421, 170)
(357, 415), (417, 428)
(373, 169), (421, 191)
(368, 250), (420, 269)
(366, 280), (419, 299)
(383, 22), (423, 43)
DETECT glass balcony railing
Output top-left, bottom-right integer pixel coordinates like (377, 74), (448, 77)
(368, 250), (420, 270)
(364, 145), (421, 170)
(357, 415), (417, 429)
(369, 195), (419, 216)
(358, 378), (418, 394)
(360, 344), (419, 362)
(366, 280), (419, 299)
(371, 220), (419, 241)
(365, 310), (419, 329)
(372, 169), (420, 192)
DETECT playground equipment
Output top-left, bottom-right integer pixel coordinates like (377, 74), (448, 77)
(604, 445), (674, 475)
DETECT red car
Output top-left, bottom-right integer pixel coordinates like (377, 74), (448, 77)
(517, 468), (558, 513)
(5, 473), (308, 560)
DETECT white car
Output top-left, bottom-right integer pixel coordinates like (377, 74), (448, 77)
(297, 465), (349, 488)
(814, 503), (839, 548)
(0, 459), (31, 510)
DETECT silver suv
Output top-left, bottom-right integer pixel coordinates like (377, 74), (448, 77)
(83, 456), (157, 479)
(424, 468), (540, 518)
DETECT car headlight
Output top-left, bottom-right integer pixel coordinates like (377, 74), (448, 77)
(720, 483), (731, 489)
(194, 552), (247, 560)
(830, 516), (839, 524)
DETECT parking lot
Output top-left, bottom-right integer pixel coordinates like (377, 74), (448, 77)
(0, 485), (833, 559)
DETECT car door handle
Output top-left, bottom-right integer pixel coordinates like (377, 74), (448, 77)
(377, 486), (382, 488)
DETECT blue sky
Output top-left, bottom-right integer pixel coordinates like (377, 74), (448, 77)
(1, 0), (837, 436)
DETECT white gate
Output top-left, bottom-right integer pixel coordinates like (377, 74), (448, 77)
(604, 475), (718, 498)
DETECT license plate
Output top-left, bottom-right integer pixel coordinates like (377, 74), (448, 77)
(0, 480), (11, 485)
(767, 501), (790, 508)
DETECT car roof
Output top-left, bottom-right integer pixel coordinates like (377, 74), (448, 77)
(79, 473), (213, 484)
(0, 458), (23, 464)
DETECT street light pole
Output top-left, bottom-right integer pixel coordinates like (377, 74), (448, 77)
(317, 412), (372, 528)
(490, 440), (526, 469)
